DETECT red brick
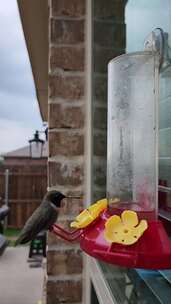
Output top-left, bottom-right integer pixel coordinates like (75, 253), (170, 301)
(48, 228), (72, 246)
(47, 249), (83, 275)
(60, 197), (84, 216)
(48, 161), (83, 186)
(47, 280), (82, 304)
(50, 46), (84, 72)
(48, 188), (84, 200)
(49, 103), (84, 129)
(52, 0), (85, 17)
(49, 75), (84, 100)
(51, 19), (84, 44)
(47, 203), (86, 247)
(48, 218), (81, 246)
(49, 131), (84, 156)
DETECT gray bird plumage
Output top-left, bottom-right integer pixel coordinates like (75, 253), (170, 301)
(15, 190), (65, 245)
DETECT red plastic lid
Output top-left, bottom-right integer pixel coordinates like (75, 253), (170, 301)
(79, 210), (171, 269)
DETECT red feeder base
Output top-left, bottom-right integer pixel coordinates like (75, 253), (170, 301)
(79, 210), (171, 269)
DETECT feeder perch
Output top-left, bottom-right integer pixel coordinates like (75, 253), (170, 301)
(51, 28), (171, 269)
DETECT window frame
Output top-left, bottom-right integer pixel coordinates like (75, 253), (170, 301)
(85, 0), (171, 304)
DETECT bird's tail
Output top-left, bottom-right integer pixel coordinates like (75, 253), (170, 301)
(14, 235), (29, 246)
(14, 236), (22, 246)
(14, 238), (20, 247)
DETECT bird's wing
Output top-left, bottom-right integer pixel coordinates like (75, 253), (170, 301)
(15, 203), (57, 244)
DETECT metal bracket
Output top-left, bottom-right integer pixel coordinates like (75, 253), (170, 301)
(144, 28), (165, 68)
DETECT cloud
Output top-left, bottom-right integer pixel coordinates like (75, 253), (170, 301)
(0, 91), (41, 124)
(0, 1), (43, 153)
(0, 118), (43, 154)
(0, 1), (34, 98)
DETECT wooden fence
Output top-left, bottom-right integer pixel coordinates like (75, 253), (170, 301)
(0, 170), (47, 228)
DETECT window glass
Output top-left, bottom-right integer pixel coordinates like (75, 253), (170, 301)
(126, 0), (171, 52)
(90, 0), (171, 303)
(99, 261), (171, 304)
(92, 0), (126, 202)
(126, 0), (171, 219)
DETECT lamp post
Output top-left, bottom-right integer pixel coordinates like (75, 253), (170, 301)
(29, 130), (45, 158)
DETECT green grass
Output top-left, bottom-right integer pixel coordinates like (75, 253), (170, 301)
(4, 228), (21, 247)
(4, 228), (21, 238)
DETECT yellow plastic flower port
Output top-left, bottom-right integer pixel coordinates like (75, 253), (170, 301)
(70, 198), (107, 229)
(104, 210), (148, 245)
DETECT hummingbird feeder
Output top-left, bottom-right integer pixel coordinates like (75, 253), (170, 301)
(51, 28), (171, 269)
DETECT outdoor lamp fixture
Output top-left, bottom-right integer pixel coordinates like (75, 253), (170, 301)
(51, 28), (171, 269)
(29, 130), (45, 158)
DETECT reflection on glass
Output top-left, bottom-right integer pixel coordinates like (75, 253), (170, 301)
(99, 261), (171, 304)
(90, 1), (171, 303)
(126, 0), (171, 52)
(159, 66), (171, 212)
(92, 0), (126, 202)
(126, 0), (171, 215)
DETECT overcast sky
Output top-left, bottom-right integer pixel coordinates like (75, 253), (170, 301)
(0, 1), (43, 154)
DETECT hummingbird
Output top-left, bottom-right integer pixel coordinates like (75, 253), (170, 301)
(15, 190), (65, 245)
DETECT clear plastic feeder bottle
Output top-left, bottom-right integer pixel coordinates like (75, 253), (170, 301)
(107, 52), (159, 220)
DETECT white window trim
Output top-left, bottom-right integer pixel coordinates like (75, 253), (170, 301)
(88, 257), (118, 304)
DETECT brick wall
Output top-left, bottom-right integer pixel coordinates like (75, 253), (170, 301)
(47, 0), (126, 303)
(47, 0), (85, 303)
